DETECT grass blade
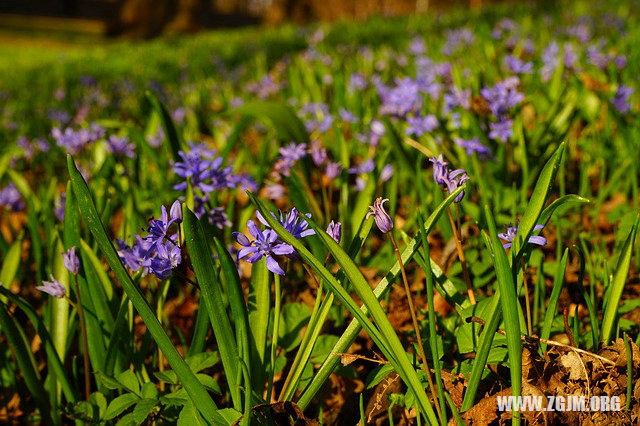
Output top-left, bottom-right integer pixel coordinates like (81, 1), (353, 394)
(601, 215), (639, 345)
(512, 143), (565, 260)
(540, 248), (569, 351)
(417, 211), (447, 425)
(182, 206), (242, 410)
(484, 204), (522, 425)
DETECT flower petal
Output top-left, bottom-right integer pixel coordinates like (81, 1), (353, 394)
(265, 255), (285, 275)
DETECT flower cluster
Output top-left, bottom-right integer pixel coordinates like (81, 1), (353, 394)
(233, 208), (316, 275)
(429, 155), (470, 203)
(52, 124), (105, 155)
(275, 142), (307, 176)
(481, 77), (524, 142)
(117, 201), (182, 280)
(0, 183), (24, 212)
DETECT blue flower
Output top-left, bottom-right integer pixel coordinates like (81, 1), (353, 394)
(37, 275), (66, 298)
(367, 198), (393, 233)
(0, 183), (24, 212)
(62, 247), (80, 275)
(233, 220), (295, 275)
(149, 241), (181, 280)
(498, 224), (546, 249)
(455, 137), (491, 158)
(405, 114), (438, 136)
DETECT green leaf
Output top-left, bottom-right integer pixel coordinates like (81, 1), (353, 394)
(365, 364), (395, 389)
(141, 382), (159, 399)
(67, 155), (220, 423)
(186, 351), (220, 373)
(130, 398), (158, 425)
(90, 392), (107, 419)
(538, 195), (590, 226)
(278, 303), (311, 352)
(0, 287), (77, 403)
(248, 258), (270, 394)
(0, 235), (21, 287)
(196, 374), (222, 395)
(104, 393), (140, 420)
(601, 215), (640, 344)
(512, 143), (565, 259)
(229, 100), (309, 142)
(182, 206), (241, 410)
(118, 370), (141, 396)
(540, 248), (569, 351)
(0, 303), (52, 423)
(484, 205), (522, 423)
(178, 402), (209, 426)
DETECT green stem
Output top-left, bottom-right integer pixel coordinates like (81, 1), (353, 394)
(71, 274), (91, 401)
(267, 273), (282, 403)
(417, 213), (447, 425)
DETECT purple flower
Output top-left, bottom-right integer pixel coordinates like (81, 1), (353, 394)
(355, 177), (366, 192)
(405, 114), (438, 136)
(309, 141), (327, 166)
(208, 207), (232, 229)
(481, 78), (524, 119)
(612, 86), (633, 114)
(489, 119), (514, 142)
(170, 200), (182, 223)
(233, 220), (294, 275)
(172, 147), (235, 193)
(498, 224), (546, 249)
(257, 208), (315, 244)
(445, 169), (470, 203)
(442, 28), (474, 55)
(117, 235), (153, 274)
(107, 135), (135, 158)
(276, 142), (308, 176)
(301, 103), (333, 133)
(429, 155), (449, 186)
(380, 164), (394, 182)
(54, 192), (66, 222)
(265, 184), (285, 199)
(326, 221), (342, 243)
(455, 137), (491, 158)
(409, 37), (426, 55)
(349, 159), (375, 175)
(504, 55), (533, 75)
(0, 183), (24, 212)
(145, 205), (178, 255)
(430, 155), (470, 202)
(338, 107), (358, 123)
(614, 55), (627, 69)
(369, 120), (386, 146)
(63, 247), (80, 275)
(379, 77), (422, 117)
(148, 128), (165, 148)
(149, 241), (181, 280)
(37, 275), (66, 298)
(443, 87), (471, 114)
(348, 73), (367, 92)
(325, 161), (342, 179)
(367, 198), (393, 233)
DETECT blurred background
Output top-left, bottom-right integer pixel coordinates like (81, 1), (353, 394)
(0, 0), (524, 39)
